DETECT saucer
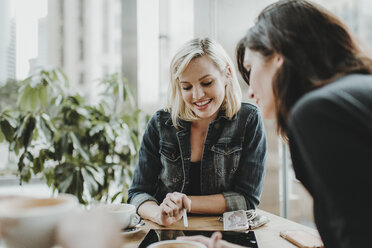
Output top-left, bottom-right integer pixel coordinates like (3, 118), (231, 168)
(121, 220), (145, 235)
(121, 227), (143, 235)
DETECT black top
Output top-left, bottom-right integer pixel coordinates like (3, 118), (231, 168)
(187, 161), (201, 196)
(288, 74), (372, 248)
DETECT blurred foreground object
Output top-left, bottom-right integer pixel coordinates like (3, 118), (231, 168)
(55, 208), (122, 248)
(0, 194), (77, 248)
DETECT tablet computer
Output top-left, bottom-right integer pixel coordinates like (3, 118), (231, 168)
(139, 229), (259, 248)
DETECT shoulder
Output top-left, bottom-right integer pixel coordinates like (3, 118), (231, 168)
(290, 74), (372, 127)
(240, 101), (259, 112)
(146, 109), (173, 130)
(236, 102), (262, 124)
(223, 102), (263, 132)
(238, 102), (260, 117)
(149, 109), (171, 123)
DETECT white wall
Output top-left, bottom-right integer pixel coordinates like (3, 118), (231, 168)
(137, 0), (160, 113)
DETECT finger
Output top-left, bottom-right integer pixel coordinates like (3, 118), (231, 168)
(165, 193), (173, 200)
(170, 192), (189, 208)
(211, 231), (222, 242)
(160, 204), (174, 217)
(181, 194), (192, 212)
(164, 201), (180, 217)
(164, 199), (178, 210)
(169, 193), (182, 206)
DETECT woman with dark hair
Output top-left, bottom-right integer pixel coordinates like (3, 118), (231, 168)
(179, 0), (372, 247)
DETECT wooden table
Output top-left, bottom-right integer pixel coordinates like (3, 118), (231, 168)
(121, 209), (320, 248)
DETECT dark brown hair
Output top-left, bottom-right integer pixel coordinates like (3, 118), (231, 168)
(237, 0), (372, 138)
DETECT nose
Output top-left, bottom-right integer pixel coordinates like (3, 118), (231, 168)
(193, 85), (205, 99)
(247, 87), (255, 99)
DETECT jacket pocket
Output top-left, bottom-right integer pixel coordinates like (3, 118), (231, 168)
(159, 141), (183, 188)
(211, 142), (242, 186)
(159, 141), (181, 162)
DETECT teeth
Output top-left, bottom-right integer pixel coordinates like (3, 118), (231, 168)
(195, 99), (211, 106)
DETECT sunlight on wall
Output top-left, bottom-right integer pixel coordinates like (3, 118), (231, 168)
(15, 0), (47, 79)
(137, 0), (160, 112)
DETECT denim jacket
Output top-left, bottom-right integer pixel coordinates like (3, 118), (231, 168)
(128, 102), (267, 211)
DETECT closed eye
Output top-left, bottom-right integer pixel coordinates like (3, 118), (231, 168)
(201, 80), (213, 87)
(181, 80), (212, 90)
(243, 68), (251, 86)
(182, 85), (192, 90)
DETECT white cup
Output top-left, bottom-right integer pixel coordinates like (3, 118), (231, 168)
(0, 193), (78, 248)
(148, 240), (207, 248)
(103, 203), (140, 229)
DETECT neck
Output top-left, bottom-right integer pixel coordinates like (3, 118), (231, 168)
(191, 111), (219, 130)
(192, 118), (211, 130)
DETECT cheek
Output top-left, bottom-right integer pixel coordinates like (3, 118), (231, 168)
(216, 84), (226, 97)
(249, 70), (260, 93)
(181, 91), (192, 104)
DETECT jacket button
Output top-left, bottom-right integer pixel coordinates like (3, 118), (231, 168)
(214, 123), (220, 129)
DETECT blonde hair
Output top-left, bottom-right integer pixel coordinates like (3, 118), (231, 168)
(167, 37), (242, 128)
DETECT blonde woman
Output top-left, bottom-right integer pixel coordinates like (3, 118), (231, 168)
(128, 38), (267, 226)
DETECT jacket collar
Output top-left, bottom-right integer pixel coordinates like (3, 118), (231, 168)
(164, 109), (237, 128)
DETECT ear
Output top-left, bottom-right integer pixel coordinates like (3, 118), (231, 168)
(273, 53), (284, 68)
(224, 66), (232, 85)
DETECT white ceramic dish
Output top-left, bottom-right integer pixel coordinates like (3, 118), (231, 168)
(147, 240), (207, 248)
(121, 227), (143, 235)
(121, 219), (145, 235)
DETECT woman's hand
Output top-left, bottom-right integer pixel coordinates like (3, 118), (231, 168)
(157, 192), (191, 226)
(177, 232), (222, 248)
(177, 232), (245, 248)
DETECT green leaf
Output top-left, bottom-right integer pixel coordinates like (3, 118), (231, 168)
(89, 124), (104, 136)
(130, 130), (140, 152)
(29, 88), (39, 110)
(0, 129), (5, 143)
(111, 191), (122, 202)
(39, 86), (48, 107)
(33, 157), (43, 174)
(22, 115), (36, 148)
(14, 115), (29, 140)
(54, 134), (69, 161)
(70, 132), (90, 161)
(17, 152), (27, 175)
(124, 83), (136, 108)
(59, 173), (74, 193)
(0, 119), (15, 142)
(72, 170), (84, 203)
(17, 85), (30, 110)
(37, 115), (54, 143)
(86, 165), (104, 185)
(25, 151), (33, 162)
(1, 111), (18, 128)
(81, 167), (99, 195)
(20, 166), (31, 183)
(44, 168), (55, 187)
(105, 125), (115, 141)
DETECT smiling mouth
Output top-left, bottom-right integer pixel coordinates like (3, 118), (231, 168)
(194, 99), (212, 107)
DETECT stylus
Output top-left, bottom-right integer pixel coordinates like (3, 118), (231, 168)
(183, 208), (188, 227)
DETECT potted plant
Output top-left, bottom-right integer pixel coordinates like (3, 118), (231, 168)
(0, 68), (148, 204)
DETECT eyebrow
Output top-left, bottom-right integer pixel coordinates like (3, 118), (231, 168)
(179, 74), (212, 84)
